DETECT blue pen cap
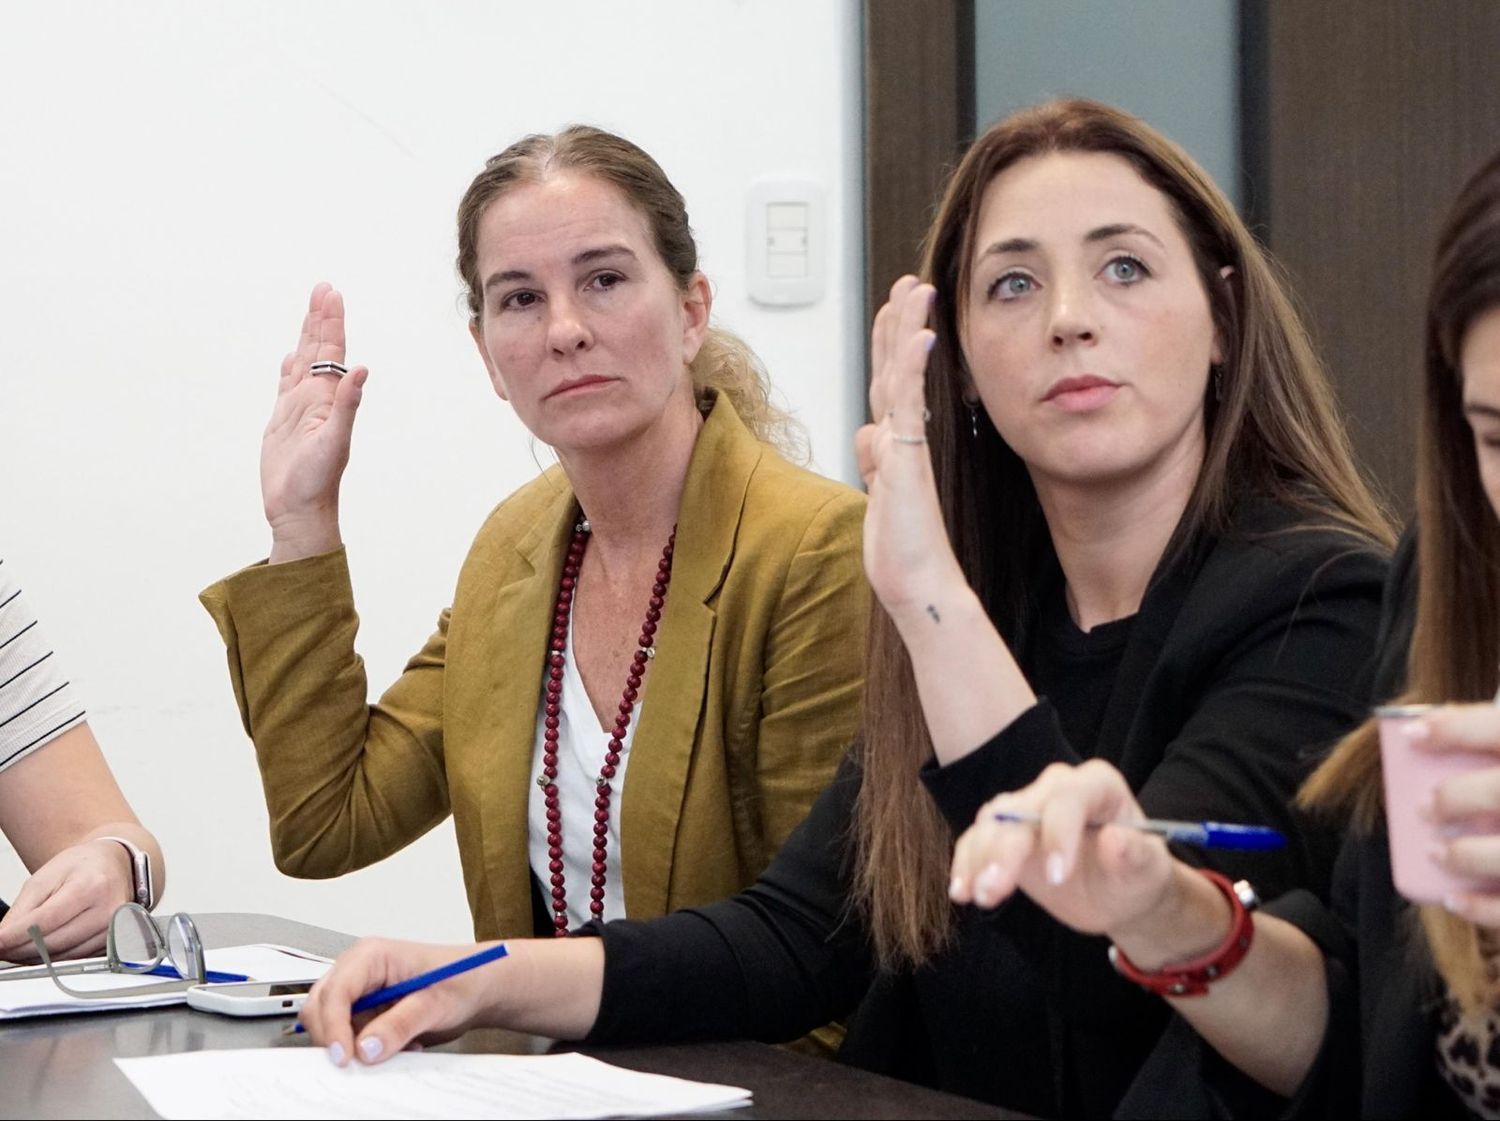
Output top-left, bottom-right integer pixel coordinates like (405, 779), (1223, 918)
(1201, 823), (1285, 850)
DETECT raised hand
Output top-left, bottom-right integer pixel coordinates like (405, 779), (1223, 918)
(855, 276), (967, 623)
(261, 282), (369, 563)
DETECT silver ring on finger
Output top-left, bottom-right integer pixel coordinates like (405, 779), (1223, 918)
(309, 361), (348, 377)
(890, 432), (927, 446)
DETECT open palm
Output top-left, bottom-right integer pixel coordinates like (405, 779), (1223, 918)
(856, 276), (966, 616)
(261, 282), (368, 534)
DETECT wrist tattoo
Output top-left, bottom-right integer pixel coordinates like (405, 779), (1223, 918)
(926, 604), (941, 623)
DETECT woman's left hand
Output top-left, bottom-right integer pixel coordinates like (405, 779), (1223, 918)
(0, 838), (132, 962)
(856, 276), (969, 623)
(949, 760), (1176, 938)
(1420, 705), (1500, 925)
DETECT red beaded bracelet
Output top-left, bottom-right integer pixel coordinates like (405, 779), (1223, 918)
(1108, 869), (1258, 997)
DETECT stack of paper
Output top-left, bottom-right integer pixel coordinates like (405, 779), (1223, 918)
(0, 944), (330, 1018)
(116, 1049), (753, 1120)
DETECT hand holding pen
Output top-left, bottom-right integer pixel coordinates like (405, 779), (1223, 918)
(295, 940), (514, 1067)
(948, 759), (1269, 939)
(988, 812), (1283, 851)
(285, 943), (507, 1038)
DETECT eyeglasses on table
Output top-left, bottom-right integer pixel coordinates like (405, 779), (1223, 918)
(0, 903), (245, 998)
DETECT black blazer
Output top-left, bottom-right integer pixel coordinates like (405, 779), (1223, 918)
(1122, 530), (1475, 1119)
(587, 498), (1388, 1118)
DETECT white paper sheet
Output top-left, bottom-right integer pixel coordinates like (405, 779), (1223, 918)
(115, 1048), (752, 1120)
(0, 944), (330, 1018)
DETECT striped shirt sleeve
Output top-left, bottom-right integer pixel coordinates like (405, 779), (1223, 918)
(0, 558), (86, 773)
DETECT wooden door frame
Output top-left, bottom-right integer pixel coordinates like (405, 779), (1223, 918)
(862, 0), (975, 399)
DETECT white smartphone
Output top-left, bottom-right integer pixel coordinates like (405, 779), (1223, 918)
(185, 979), (319, 1017)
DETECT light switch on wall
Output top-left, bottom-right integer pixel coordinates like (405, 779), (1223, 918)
(747, 179), (824, 307)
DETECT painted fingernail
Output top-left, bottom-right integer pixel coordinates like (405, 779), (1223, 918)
(949, 875), (965, 900)
(359, 1036), (384, 1062)
(1046, 852), (1067, 886)
(327, 1042), (346, 1067)
(975, 863), (1003, 904)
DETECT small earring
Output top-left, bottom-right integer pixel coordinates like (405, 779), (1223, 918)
(965, 399), (980, 439)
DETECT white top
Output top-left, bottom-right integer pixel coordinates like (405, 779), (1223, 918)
(0, 558), (87, 773)
(528, 609), (638, 930)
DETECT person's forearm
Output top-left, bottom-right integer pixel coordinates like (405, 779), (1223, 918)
(1109, 864), (1328, 1097)
(0, 723), (159, 881)
(888, 580), (1037, 765)
(477, 937), (604, 1040)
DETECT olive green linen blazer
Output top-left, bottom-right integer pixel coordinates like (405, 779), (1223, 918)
(200, 396), (868, 941)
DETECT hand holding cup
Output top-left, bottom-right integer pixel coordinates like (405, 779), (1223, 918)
(1381, 703), (1500, 920)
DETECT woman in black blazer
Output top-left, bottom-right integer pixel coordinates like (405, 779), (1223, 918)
(293, 98), (1392, 1117)
(950, 151), (1500, 1118)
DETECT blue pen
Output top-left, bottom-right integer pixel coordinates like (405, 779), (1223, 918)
(144, 964), (250, 983)
(284, 943), (509, 1036)
(992, 811), (1285, 851)
(0, 961), (250, 983)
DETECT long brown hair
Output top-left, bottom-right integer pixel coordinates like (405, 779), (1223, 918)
(1302, 149), (1500, 1012)
(455, 125), (806, 460)
(854, 98), (1394, 970)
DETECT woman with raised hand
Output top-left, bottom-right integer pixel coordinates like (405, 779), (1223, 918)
(294, 99), (1390, 1116)
(200, 127), (867, 944)
(950, 149), (1500, 1118)
(0, 559), (164, 962)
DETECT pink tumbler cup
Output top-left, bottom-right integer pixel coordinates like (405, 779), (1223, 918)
(1378, 704), (1500, 904)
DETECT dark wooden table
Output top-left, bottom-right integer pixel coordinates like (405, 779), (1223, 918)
(0, 913), (1016, 1119)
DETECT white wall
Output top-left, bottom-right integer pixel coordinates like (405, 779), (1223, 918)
(0, 1), (865, 943)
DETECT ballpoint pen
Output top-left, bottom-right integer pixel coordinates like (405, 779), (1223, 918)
(0, 960), (249, 983)
(0, 960), (249, 984)
(284, 943), (509, 1035)
(147, 964), (250, 983)
(991, 812), (1285, 851)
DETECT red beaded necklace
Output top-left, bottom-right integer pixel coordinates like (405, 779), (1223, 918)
(539, 517), (676, 935)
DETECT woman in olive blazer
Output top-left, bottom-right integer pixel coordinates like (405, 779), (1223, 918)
(202, 392), (864, 940)
(200, 127), (866, 942)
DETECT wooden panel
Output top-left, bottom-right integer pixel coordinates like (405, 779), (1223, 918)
(1258, 0), (1500, 512)
(863, 0), (974, 367)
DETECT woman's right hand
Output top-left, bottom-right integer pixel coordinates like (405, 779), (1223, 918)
(855, 275), (969, 624)
(261, 282), (369, 563)
(299, 935), (603, 1063)
(299, 938), (498, 1065)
